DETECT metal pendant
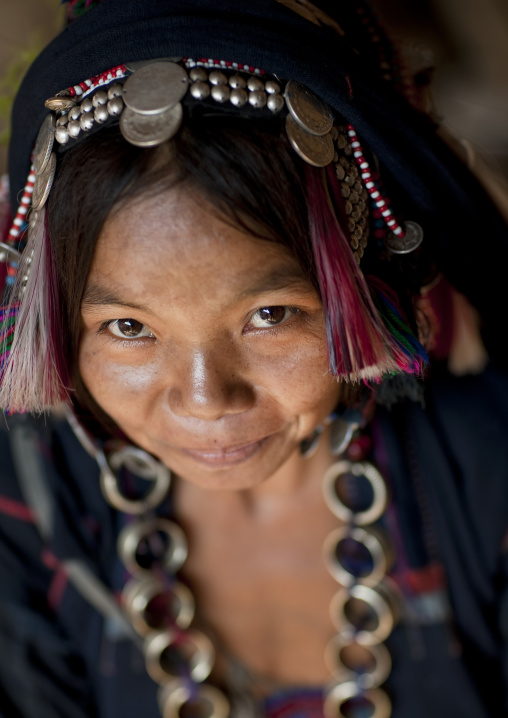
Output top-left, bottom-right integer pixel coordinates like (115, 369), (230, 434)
(32, 152), (57, 211)
(286, 114), (334, 167)
(123, 61), (189, 114)
(284, 79), (333, 136)
(33, 114), (56, 176)
(384, 220), (424, 254)
(120, 103), (183, 147)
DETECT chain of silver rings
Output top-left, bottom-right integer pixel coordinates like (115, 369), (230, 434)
(67, 409), (397, 718)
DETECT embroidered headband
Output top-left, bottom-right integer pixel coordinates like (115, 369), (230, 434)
(22, 58), (422, 261)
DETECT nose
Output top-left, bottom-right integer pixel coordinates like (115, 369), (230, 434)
(167, 347), (255, 421)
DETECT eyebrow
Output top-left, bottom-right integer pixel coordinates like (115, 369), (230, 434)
(235, 266), (315, 299)
(81, 266), (315, 312)
(81, 284), (154, 314)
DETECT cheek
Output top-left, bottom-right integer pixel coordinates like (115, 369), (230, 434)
(78, 338), (161, 417)
(244, 330), (336, 415)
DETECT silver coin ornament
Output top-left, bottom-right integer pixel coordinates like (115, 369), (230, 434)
(123, 62), (189, 115)
(385, 220), (424, 254)
(32, 152), (57, 211)
(33, 114), (56, 176)
(286, 114), (334, 167)
(44, 95), (76, 112)
(120, 103), (183, 147)
(284, 79), (333, 136)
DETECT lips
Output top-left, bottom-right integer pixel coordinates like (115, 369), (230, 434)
(180, 435), (270, 467)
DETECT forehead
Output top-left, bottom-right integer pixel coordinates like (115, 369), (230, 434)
(87, 187), (312, 305)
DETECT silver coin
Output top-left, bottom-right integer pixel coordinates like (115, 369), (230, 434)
(123, 62), (189, 115)
(32, 152), (57, 211)
(286, 114), (334, 167)
(44, 96), (77, 112)
(120, 104), (183, 147)
(384, 220), (424, 254)
(284, 80), (333, 136)
(33, 115), (55, 175)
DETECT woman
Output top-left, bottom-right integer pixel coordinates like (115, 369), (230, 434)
(1, 1), (508, 717)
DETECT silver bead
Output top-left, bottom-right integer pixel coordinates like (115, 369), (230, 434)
(211, 84), (230, 103)
(209, 70), (227, 86)
(92, 90), (108, 107)
(107, 97), (124, 116)
(267, 93), (284, 112)
(229, 88), (248, 107)
(81, 97), (93, 113)
(265, 80), (280, 95)
(248, 90), (267, 108)
(68, 120), (81, 138)
(229, 74), (246, 89)
(94, 105), (109, 123)
(107, 83), (123, 99)
(69, 105), (81, 121)
(190, 81), (210, 100)
(189, 67), (207, 82)
(55, 126), (70, 144)
(247, 77), (264, 92)
(80, 112), (94, 131)
(56, 114), (69, 126)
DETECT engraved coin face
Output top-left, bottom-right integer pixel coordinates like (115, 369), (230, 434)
(384, 220), (424, 254)
(120, 103), (183, 147)
(284, 80), (333, 136)
(32, 152), (57, 210)
(33, 115), (56, 176)
(286, 115), (334, 167)
(123, 62), (189, 115)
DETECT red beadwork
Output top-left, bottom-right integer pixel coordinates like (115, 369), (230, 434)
(8, 168), (35, 242)
(347, 124), (404, 237)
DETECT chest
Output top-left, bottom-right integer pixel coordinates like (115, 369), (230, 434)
(177, 485), (342, 685)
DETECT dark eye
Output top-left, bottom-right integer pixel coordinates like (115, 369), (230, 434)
(108, 318), (153, 339)
(250, 306), (294, 328)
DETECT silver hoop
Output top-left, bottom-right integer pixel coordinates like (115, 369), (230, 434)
(323, 526), (388, 587)
(324, 635), (392, 689)
(118, 517), (188, 576)
(330, 584), (395, 645)
(158, 679), (230, 718)
(0, 242), (22, 263)
(324, 681), (391, 718)
(99, 446), (171, 514)
(123, 577), (195, 635)
(322, 460), (387, 525)
(145, 629), (215, 684)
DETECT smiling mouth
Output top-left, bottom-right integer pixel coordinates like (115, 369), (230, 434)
(180, 436), (271, 467)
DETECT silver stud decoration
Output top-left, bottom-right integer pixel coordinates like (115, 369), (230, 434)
(39, 60), (369, 261)
(333, 131), (370, 264)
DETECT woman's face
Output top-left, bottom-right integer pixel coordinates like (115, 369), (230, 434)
(79, 188), (340, 491)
